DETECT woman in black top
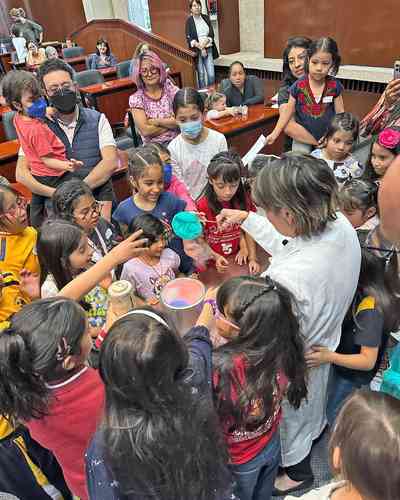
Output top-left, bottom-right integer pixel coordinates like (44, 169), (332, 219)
(185, 0), (219, 89)
(277, 36), (315, 151)
(220, 61), (264, 107)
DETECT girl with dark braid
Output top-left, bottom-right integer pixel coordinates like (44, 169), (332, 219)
(211, 275), (308, 500)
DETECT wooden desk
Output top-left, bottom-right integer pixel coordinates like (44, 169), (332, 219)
(79, 77), (136, 127)
(98, 67), (117, 81)
(0, 139), (19, 183)
(205, 104), (283, 157)
(112, 149), (130, 202)
(64, 55), (86, 72)
(0, 105), (12, 143)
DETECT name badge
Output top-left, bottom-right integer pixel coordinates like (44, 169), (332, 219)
(322, 96), (333, 103)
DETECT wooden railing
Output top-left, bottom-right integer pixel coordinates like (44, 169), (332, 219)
(69, 19), (197, 87)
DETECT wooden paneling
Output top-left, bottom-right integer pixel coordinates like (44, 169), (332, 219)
(216, 0), (240, 54)
(148, 0), (189, 48)
(70, 19), (197, 87)
(264, 0), (400, 67)
(4, 0), (86, 42)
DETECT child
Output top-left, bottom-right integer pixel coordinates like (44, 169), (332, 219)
(340, 178), (378, 229)
(212, 276), (308, 500)
(196, 151), (260, 274)
(169, 87), (228, 199)
(365, 126), (400, 181)
(144, 142), (197, 211)
(311, 112), (364, 183)
(205, 92), (239, 120)
(38, 219), (111, 333)
(52, 179), (121, 266)
(306, 242), (400, 425)
(86, 305), (234, 500)
(287, 389), (400, 500)
(112, 147), (194, 274)
(266, 37), (344, 151)
(0, 182), (39, 326)
(1, 70), (82, 226)
(121, 214), (180, 305)
(0, 297), (105, 500)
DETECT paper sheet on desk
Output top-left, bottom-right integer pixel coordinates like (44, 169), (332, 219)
(242, 135), (266, 166)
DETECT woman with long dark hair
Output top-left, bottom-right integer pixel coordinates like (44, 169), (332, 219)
(213, 276), (307, 500)
(86, 306), (234, 500)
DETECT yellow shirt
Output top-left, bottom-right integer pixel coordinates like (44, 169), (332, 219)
(0, 227), (39, 325)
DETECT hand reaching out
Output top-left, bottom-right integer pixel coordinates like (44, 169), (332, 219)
(215, 254), (229, 273)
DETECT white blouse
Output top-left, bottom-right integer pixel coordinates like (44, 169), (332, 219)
(242, 211), (361, 466)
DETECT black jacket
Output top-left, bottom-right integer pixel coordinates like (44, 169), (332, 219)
(185, 14), (219, 60)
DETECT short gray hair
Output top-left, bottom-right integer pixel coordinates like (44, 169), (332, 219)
(253, 153), (339, 237)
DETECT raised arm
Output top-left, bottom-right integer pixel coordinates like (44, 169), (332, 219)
(266, 95), (296, 145)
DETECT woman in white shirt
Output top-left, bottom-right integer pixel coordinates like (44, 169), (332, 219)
(185, 0), (219, 89)
(216, 153), (361, 496)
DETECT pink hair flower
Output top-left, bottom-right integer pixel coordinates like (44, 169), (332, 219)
(378, 128), (400, 150)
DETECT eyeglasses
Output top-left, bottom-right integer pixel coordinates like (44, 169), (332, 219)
(140, 66), (159, 77)
(75, 201), (101, 221)
(46, 82), (75, 96)
(0, 197), (27, 219)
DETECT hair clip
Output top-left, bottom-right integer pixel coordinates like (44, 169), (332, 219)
(377, 128), (400, 151)
(56, 337), (71, 362)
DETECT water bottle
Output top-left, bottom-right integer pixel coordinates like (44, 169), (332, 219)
(108, 280), (136, 316)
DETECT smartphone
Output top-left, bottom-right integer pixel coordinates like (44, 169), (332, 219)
(394, 60), (400, 80)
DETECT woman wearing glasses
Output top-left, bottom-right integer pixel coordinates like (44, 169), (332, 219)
(129, 50), (179, 145)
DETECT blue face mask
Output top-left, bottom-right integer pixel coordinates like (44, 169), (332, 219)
(26, 97), (47, 119)
(164, 163), (173, 186)
(179, 119), (202, 139)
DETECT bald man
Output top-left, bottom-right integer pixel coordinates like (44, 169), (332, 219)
(378, 156), (400, 244)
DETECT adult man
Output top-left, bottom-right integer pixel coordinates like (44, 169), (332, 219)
(9, 8), (43, 44)
(16, 58), (118, 224)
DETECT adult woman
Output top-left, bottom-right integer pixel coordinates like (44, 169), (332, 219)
(216, 153), (361, 495)
(9, 7), (43, 44)
(90, 38), (117, 70)
(185, 0), (219, 89)
(26, 40), (47, 69)
(129, 50), (179, 145)
(220, 61), (264, 107)
(278, 36), (315, 151)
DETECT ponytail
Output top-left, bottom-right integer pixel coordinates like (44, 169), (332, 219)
(0, 298), (87, 424)
(0, 326), (49, 424)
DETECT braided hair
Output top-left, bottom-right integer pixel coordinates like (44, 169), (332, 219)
(52, 179), (94, 221)
(213, 275), (307, 429)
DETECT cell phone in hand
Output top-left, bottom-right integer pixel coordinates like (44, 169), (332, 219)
(394, 60), (400, 80)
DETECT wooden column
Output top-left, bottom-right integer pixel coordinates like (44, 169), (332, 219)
(148, 0), (189, 47)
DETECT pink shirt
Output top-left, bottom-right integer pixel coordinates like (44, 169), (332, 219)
(121, 248), (180, 300)
(129, 79), (179, 144)
(14, 113), (67, 177)
(167, 175), (197, 211)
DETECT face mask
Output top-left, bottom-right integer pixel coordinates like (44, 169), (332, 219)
(179, 119), (202, 139)
(163, 163), (173, 187)
(50, 88), (77, 114)
(26, 97), (47, 119)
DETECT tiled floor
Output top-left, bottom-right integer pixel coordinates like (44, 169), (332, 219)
(272, 427), (333, 499)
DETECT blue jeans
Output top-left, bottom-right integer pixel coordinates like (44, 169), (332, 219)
(230, 431), (281, 500)
(196, 47), (215, 88)
(326, 366), (362, 426)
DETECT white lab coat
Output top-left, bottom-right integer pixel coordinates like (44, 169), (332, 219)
(242, 212), (360, 466)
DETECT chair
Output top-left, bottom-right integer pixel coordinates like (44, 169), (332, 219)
(116, 60), (131, 79)
(2, 111), (17, 141)
(62, 46), (84, 58)
(75, 69), (105, 88)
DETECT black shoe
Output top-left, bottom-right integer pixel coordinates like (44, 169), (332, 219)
(272, 476), (314, 496)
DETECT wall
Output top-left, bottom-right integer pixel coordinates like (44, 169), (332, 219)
(239, 0), (263, 54)
(3, 0), (86, 42)
(147, 0), (188, 47)
(264, 0), (400, 67)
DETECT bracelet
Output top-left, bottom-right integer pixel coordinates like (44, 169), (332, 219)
(204, 298), (217, 316)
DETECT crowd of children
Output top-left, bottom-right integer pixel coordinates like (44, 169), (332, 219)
(0, 33), (400, 500)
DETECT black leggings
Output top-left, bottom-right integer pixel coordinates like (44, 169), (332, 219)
(285, 453), (313, 482)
